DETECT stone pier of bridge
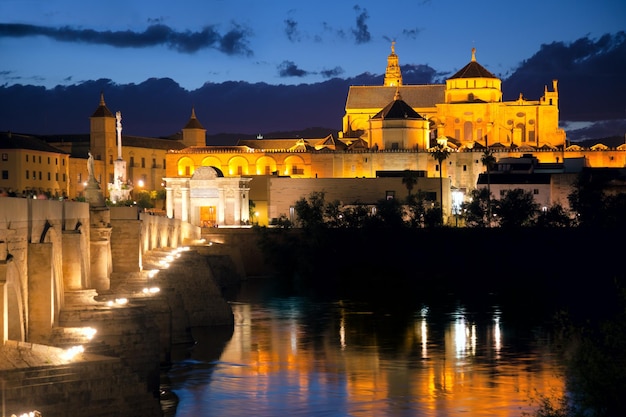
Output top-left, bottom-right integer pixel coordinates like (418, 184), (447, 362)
(0, 197), (245, 416)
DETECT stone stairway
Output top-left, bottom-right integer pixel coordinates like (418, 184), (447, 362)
(0, 341), (162, 417)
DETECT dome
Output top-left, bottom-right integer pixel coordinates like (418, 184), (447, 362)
(191, 166), (224, 179)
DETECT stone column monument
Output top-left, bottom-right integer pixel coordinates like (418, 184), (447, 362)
(85, 154), (113, 291)
(108, 111), (132, 203)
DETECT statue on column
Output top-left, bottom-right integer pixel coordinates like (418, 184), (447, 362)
(87, 151), (95, 180)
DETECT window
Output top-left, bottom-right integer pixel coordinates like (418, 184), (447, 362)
(141, 157), (145, 168)
(109, 155), (113, 164)
(2, 170), (8, 179)
(130, 156), (135, 167)
(109, 174), (114, 184)
(26, 171), (29, 179)
(163, 159), (166, 169)
(33, 170), (36, 179)
(55, 173), (58, 181)
(463, 165), (467, 171)
(47, 157), (50, 164)
(47, 172), (50, 180)
(386, 190), (395, 200)
(63, 173), (66, 182)
(237, 166), (243, 175)
(26, 155), (29, 162)
(152, 158), (156, 168)
(55, 158), (58, 165)
(78, 173), (82, 183)
(39, 171), (42, 180)
(38, 156), (41, 163)
(533, 189), (539, 195)
(2, 153), (7, 161)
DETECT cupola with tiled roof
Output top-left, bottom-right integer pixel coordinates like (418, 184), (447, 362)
(372, 89), (426, 120)
(182, 107), (207, 147)
(368, 88), (431, 151)
(449, 48), (497, 79)
(445, 48), (502, 103)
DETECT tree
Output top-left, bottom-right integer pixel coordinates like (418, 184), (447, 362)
(568, 170), (609, 228)
(494, 188), (539, 227)
(368, 197), (406, 229)
(535, 203), (574, 228)
(430, 142), (451, 224)
(461, 188), (492, 227)
(294, 191), (326, 229)
(406, 192), (427, 228)
(481, 150), (496, 222)
(401, 170), (419, 197)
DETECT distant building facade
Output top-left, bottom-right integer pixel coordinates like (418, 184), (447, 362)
(0, 132), (70, 198)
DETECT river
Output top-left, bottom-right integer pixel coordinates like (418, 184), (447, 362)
(165, 277), (565, 417)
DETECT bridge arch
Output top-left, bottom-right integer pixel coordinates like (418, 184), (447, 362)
(1, 261), (25, 341)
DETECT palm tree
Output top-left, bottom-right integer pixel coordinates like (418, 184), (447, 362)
(401, 170), (418, 197)
(430, 142), (450, 224)
(481, 149), (496, 224)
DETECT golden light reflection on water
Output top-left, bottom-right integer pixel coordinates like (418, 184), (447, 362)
(179, 301), (564, 417)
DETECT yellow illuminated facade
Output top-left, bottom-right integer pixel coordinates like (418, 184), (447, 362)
(343, 45), (566, 150)
(0, 132), (70, 198)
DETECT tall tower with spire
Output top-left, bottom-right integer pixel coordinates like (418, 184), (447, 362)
(90, 93), (116, 164)
(383, 41), (403, 87)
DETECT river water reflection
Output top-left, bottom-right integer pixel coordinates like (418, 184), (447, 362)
(168, 278), (564, 417)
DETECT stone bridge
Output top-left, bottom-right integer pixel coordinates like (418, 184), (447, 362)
(0, 198), (245, 416)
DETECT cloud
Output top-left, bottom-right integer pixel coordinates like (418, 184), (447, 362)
(504, 32), (626, 121)
(352, 6), (371, 44)
(402, 28), (421, 39)
(277, 61), (309, 77)
(320, 67), (344, 78)
(0, 23), (252, 55)
(284, 18), (301, 42)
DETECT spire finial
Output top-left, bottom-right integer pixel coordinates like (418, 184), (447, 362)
(191, 107), (197, 119)
(391, 40), (396, 54)
(99, 91), (106, 106)
(471, 47), (476, 62)
(394, 86), (401, 101)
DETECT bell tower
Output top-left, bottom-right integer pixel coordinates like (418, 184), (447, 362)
(384, 41), (403, 87)
(89, 92), (116, 164)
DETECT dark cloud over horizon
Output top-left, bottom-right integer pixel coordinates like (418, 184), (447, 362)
(503, 31), (626, 120)
(0, 33), (624, 142)
(0, 23), (253, 55)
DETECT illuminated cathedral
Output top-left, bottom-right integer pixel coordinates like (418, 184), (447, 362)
(342, 43), (566, 150)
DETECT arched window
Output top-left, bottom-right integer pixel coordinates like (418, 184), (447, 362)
(177, 156), (195, 176)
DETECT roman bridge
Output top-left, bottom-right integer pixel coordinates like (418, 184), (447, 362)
(0, 197), (202, 345)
